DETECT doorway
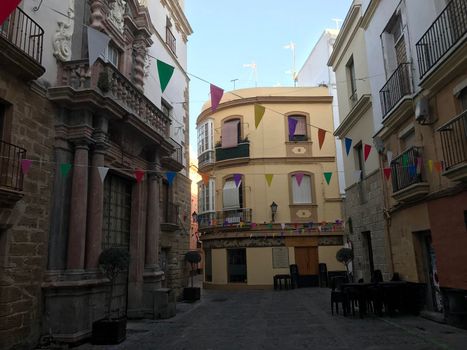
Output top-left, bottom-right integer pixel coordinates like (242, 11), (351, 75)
(227, 248), (247, 283)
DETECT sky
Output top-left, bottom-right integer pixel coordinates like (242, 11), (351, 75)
(185, 0), (353, 156)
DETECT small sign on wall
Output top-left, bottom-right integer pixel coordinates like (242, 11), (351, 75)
(272, 247), (289, 268)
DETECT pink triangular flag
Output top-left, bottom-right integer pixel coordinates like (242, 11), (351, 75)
(364, 144), (372, 161)
(135, 169), (145, 183)
(21, 159), (32, 175)
(0, 0), (21, 26)
(98, 166), (109, 183)
(383, 168), (391, 180)
(210, 84), (224, 112)
(295, 172), (304, 186)
(234, 173), (242, 188)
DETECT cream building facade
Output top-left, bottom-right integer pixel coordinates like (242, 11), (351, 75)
(196, 87), (345, 289)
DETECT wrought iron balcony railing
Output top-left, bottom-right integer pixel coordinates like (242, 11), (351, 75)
(198, 150), (215, 168)
(390, 146), (424, 192)
(215, 142), (250, 162)
(198, 208), (252, 229)
(0, 140), (26, 191)
(438, 110), (467, 170)
(166, 27), (176, 54)
(416, 0), (467, 79)
(0, 6), (44, 64)
(379, 63), (412, 118)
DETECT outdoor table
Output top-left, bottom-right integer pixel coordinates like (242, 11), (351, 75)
(341, 283), (374, 318)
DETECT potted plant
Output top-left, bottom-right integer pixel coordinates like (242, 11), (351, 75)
(336, 247), (353, 282)
(92, 248), (130, 345)
(183, 251), (201, 302)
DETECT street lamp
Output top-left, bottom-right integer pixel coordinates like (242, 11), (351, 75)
(192, 211), (198, 223)
(270, 201), (278, 223)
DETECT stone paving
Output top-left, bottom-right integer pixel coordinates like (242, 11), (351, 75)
(77, 286), (467, 350)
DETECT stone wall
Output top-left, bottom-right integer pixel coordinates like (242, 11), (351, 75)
(0, 75), (55, 349)
(344, 170), (392, 282)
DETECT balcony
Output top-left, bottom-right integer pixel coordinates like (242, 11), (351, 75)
(437, 110), (467, 182)
(391, 146), (429, 202)
(166, 27), (176, 55)
(0, 6), (44, 79)
(161, 202), (179, 232)
(161, 138), (184, 172)
(50, 59), (170, 141)
(416, 0), (467, 80)
(0, 140), (26, 206)
(215, 142), (250, 162)
(380, 63), (412, 119)
(198, 150), (215, 170)
(198, 208), (252, 230)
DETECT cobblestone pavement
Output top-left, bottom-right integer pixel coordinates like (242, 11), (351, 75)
(77, 287), (467, 350)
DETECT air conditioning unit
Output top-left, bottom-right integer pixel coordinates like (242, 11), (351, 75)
(415, 98), (430, 124)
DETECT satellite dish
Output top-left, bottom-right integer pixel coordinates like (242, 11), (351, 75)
(373, 136), (385, 154)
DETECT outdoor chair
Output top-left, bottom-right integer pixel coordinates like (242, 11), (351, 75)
(330, 276), (349, 316)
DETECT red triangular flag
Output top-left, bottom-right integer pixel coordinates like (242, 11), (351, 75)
(210, 84), (224, 112)
(383, 168), (391, 180)
(135, 169), (145, 183)
(0, 0), (21, 26)
(318, 128), (326, 150)
(200, 172), (210, 186)
(364, 144), (372, 161)
(21, 159), (32, 175)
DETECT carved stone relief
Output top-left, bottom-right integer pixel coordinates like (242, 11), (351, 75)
(109, 0), (127, 34)
(52, 0), (75, 62)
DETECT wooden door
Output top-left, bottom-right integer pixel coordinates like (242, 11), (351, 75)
(294, 247), (318, 275)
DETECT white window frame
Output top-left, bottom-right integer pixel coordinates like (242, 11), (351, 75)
(291, 174), (312, 204)
(197, 120), (214, 155)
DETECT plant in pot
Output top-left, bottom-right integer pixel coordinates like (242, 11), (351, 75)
(92, 248), (130, 345)
(183, 250), (201, 302)
(336, 247), (354, 283)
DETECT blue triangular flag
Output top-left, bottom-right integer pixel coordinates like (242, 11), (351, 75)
(345, 137), (352, 156)
(408, 164), (416, 177)
(166, 171), (177, 185)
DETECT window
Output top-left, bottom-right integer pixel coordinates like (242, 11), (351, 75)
(291, 173), (313, 204)
(228, 248), (247, 283)
(204, 249), (212, 282)
(197, 120), (213, 154)
(288, 115), (307, 141)
(223, 177), (242, 209)
(161, 99), (172, 118)
(221, 119), (241, 148)
(346, 56), (357, 102)
(354, 142), (365, 179)
(106, 43), (119, 67)
(198, 179), (215, 213)
(166, 17), (176, 54)
(382, 11), (407, 75)
(102, 175), (132, 249)
(400, 127), (415, 151)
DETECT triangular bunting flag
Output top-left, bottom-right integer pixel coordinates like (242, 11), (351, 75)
(156, 59), (175, 93)
(21, 159), (32, 175)
(210, 84), (224, 112)
(0, 0), (21, 26)
(135, 169), (145, 183)
(318, 128), (326, 150)
(416, 157), (423, 174)
(201, 172), (210, 186)
(295, 172), (304, 186)
(364, 144), (372, 161)
(383, 168), (391, 180)
(428, 160), (433, 173)
(255, 104), (265, 129)
(324, 172), (332, 185)
(98, 166), (109, 183)
(60, 163), (72, 177)
(408, 164), (416, 177)
(288, 118), (298, 139)
(387, 150), (393, 165)
(345, 137), (352, 156)
(353, 170), (362, 183)
(402, 154), (408, 167)
(87, 26), (110, 66)
(166, 171), (177, 185)
(265, 174), (274, 187)
(234, 173), (242, 188)
(281, 223), (286, 230)
(434, 161), (442, 173)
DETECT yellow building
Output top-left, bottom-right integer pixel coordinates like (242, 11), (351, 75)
(195, 87), (345, 289)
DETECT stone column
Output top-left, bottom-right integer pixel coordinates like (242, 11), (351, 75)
(132, 36), (147, 91)
(145, 171), (161, 269)
(67, 143), (89, 270)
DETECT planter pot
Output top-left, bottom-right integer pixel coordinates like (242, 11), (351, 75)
(183, 287), (201, 302)
(92, 317), (127, 345)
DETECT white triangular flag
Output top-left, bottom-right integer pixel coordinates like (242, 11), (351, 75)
(387, 151), (393, 166)
(98, 166), (109, 183)
(87, 26), (110, 66)
(353, 170), (362, 183)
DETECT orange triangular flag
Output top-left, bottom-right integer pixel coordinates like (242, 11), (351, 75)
(434, 161), (442, 173)
(318, 128), (326, 150)
(201, 173), (210, 186)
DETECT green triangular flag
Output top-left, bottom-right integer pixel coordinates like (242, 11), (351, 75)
(402, 154), (408, 167)
(60, 163), (72, 177)
(255, 104), (265, 129)
(157, 59), (175, 93)
(324, 172), (332, 185)
(265, 174), (273, 187)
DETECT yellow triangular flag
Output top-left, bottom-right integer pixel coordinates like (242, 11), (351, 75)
(255, 104), (265, 129)
(265, 174), (274, 187)
(428, 160), (433, 173)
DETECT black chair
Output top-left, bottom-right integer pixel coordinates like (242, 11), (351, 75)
(290, 264), (299, 289)
(330, 276), (349, 316)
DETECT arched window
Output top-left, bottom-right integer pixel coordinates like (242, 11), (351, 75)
(290, 173), (314, 204)
(287, 114), (308, 141)
(223, 176), (243, 209)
